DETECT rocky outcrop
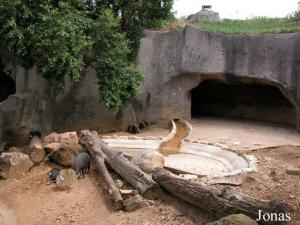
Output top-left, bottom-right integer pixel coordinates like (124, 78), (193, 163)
(0, 93), (53, 146)
(0, 152), (33, 179)
(206, 214), (258, 225)
(136, 25), (300, 129)
(44, 132), (81, 167)
(187, 10), (220, 22)
(56, 169), (78, 190)
(1, 25), (300, 144)
(132, 151), (165, 173)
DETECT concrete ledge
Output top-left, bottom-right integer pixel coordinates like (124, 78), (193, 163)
(180, 142), (257, 177)
(102, 120), (176, 149)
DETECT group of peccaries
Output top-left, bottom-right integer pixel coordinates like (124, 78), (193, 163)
(29, 131), (92, 182)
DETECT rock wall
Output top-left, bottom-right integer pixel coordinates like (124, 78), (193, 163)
(136, 25), (300, 128)
(0, 65), (136, 146)
(1, 25), (300, 145)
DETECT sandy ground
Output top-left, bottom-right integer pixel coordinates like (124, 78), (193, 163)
(100, 122), (170, 138)
(0, 163), (211, 225)
(0, 146), (299, 225)
(190, 117), (300, 151)
(1, 117), (300, 225)
(234, 146), (300, 225)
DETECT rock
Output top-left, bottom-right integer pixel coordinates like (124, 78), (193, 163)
(0, 142), (6, 153)
(270, 170), (285, 181)
(0, 93), (52, 147)
(56, 169), (78, 190)
(286, 167), (300, 175)
(115, 179), (124, 189)
(206, 214), (258, 225)
(120, 189), (136, 199)
(124, 194), (145, 212)
(0, 152), (34, 179)
(289, 195), (295, 199)
(8, 147), (24, 153)
(187, 10), (220, 22)
(44, 132), (81, 167)
(43, 132), (60, 143)
(132, 151), (165, 173)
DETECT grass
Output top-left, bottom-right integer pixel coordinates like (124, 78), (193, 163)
(193, 16), (300, 35)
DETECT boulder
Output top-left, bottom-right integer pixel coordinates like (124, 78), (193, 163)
(43, 132), (60, 143)
(206, 214), (258, 225)
(8, 147), (24, 153)
(56, 169), (78, 190)
(0, 93), (52, 147)
(132, 151), (165, 173)
(187, 10), (220, 23)
(0, 152), (33, 179)
(44, 132), (81, 167)
(115, 179), (124, 189)
(124, 194), (145, 212)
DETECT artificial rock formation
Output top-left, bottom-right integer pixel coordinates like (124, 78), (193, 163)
(187, 10), (220, 22)
(44, 132), (81, 167)
(136, 26), (300, 129)
(1, 25), (300, 144)
(0, 152), (34, 179)
(132, 151), (165, 173)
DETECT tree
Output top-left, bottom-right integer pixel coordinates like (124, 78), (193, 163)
(0, 0), (174, 111)
(95, 0), (175, 58)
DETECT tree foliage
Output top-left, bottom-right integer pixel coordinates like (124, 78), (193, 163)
(0, 0), (174, 111)
(96, 0), (174, 59)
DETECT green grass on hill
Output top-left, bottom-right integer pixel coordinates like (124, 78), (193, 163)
(194, 17), (300, 35)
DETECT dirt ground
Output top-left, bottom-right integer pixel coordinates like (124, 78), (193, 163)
(0, 118), (300, 225)
(0, 162), (211, 225)
(232, 146), (300, 224)
(100, 122), (170, 138)
(0, 145), (299, 225)
(191, 117), (300, 151)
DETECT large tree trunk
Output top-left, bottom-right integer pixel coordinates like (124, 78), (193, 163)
(79, 130), (159, 200)
(79, 131), (124, 210)
(152, 168), (288, 225)
(28, 136), (45, 164)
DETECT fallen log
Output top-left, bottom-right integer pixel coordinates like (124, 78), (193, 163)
(79, 130), (159, 200)
(28, 136), (45, 164)
(79, 131), (123, 210)
(152, 168), (288, 225)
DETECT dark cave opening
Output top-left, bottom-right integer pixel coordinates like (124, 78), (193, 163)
(0, 73), (16, 102)
(191, 79), (296, 126)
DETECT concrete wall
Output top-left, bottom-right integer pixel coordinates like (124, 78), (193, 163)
(1, 25), (300, 145)
(135, 25), (300, 128)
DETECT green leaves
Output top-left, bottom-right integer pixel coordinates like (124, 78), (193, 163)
(92, 9), (143, 111)
(0, 0), (173, 112)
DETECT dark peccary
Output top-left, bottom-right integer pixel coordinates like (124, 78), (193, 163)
(72, 152), (91, 178)
(48, 168), (61, 182)
(29, 131), (42, 140)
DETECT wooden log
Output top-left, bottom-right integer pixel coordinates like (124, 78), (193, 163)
(79, 131), (124, 210)
(28, 136), (45, 163)
(94, 155), (124, 210)
(79, 130), (159, 200)
(152, 168), (288, 225)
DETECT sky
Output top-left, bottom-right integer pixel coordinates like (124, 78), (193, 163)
(173, 0), (299, 19)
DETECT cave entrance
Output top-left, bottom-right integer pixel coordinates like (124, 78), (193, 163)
(0, 73), (16, 102)
(191, 79), (296, 126)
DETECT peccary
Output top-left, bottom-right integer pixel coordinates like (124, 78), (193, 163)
(48, 168), (61, 182)
(72, 152), (91, 178)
